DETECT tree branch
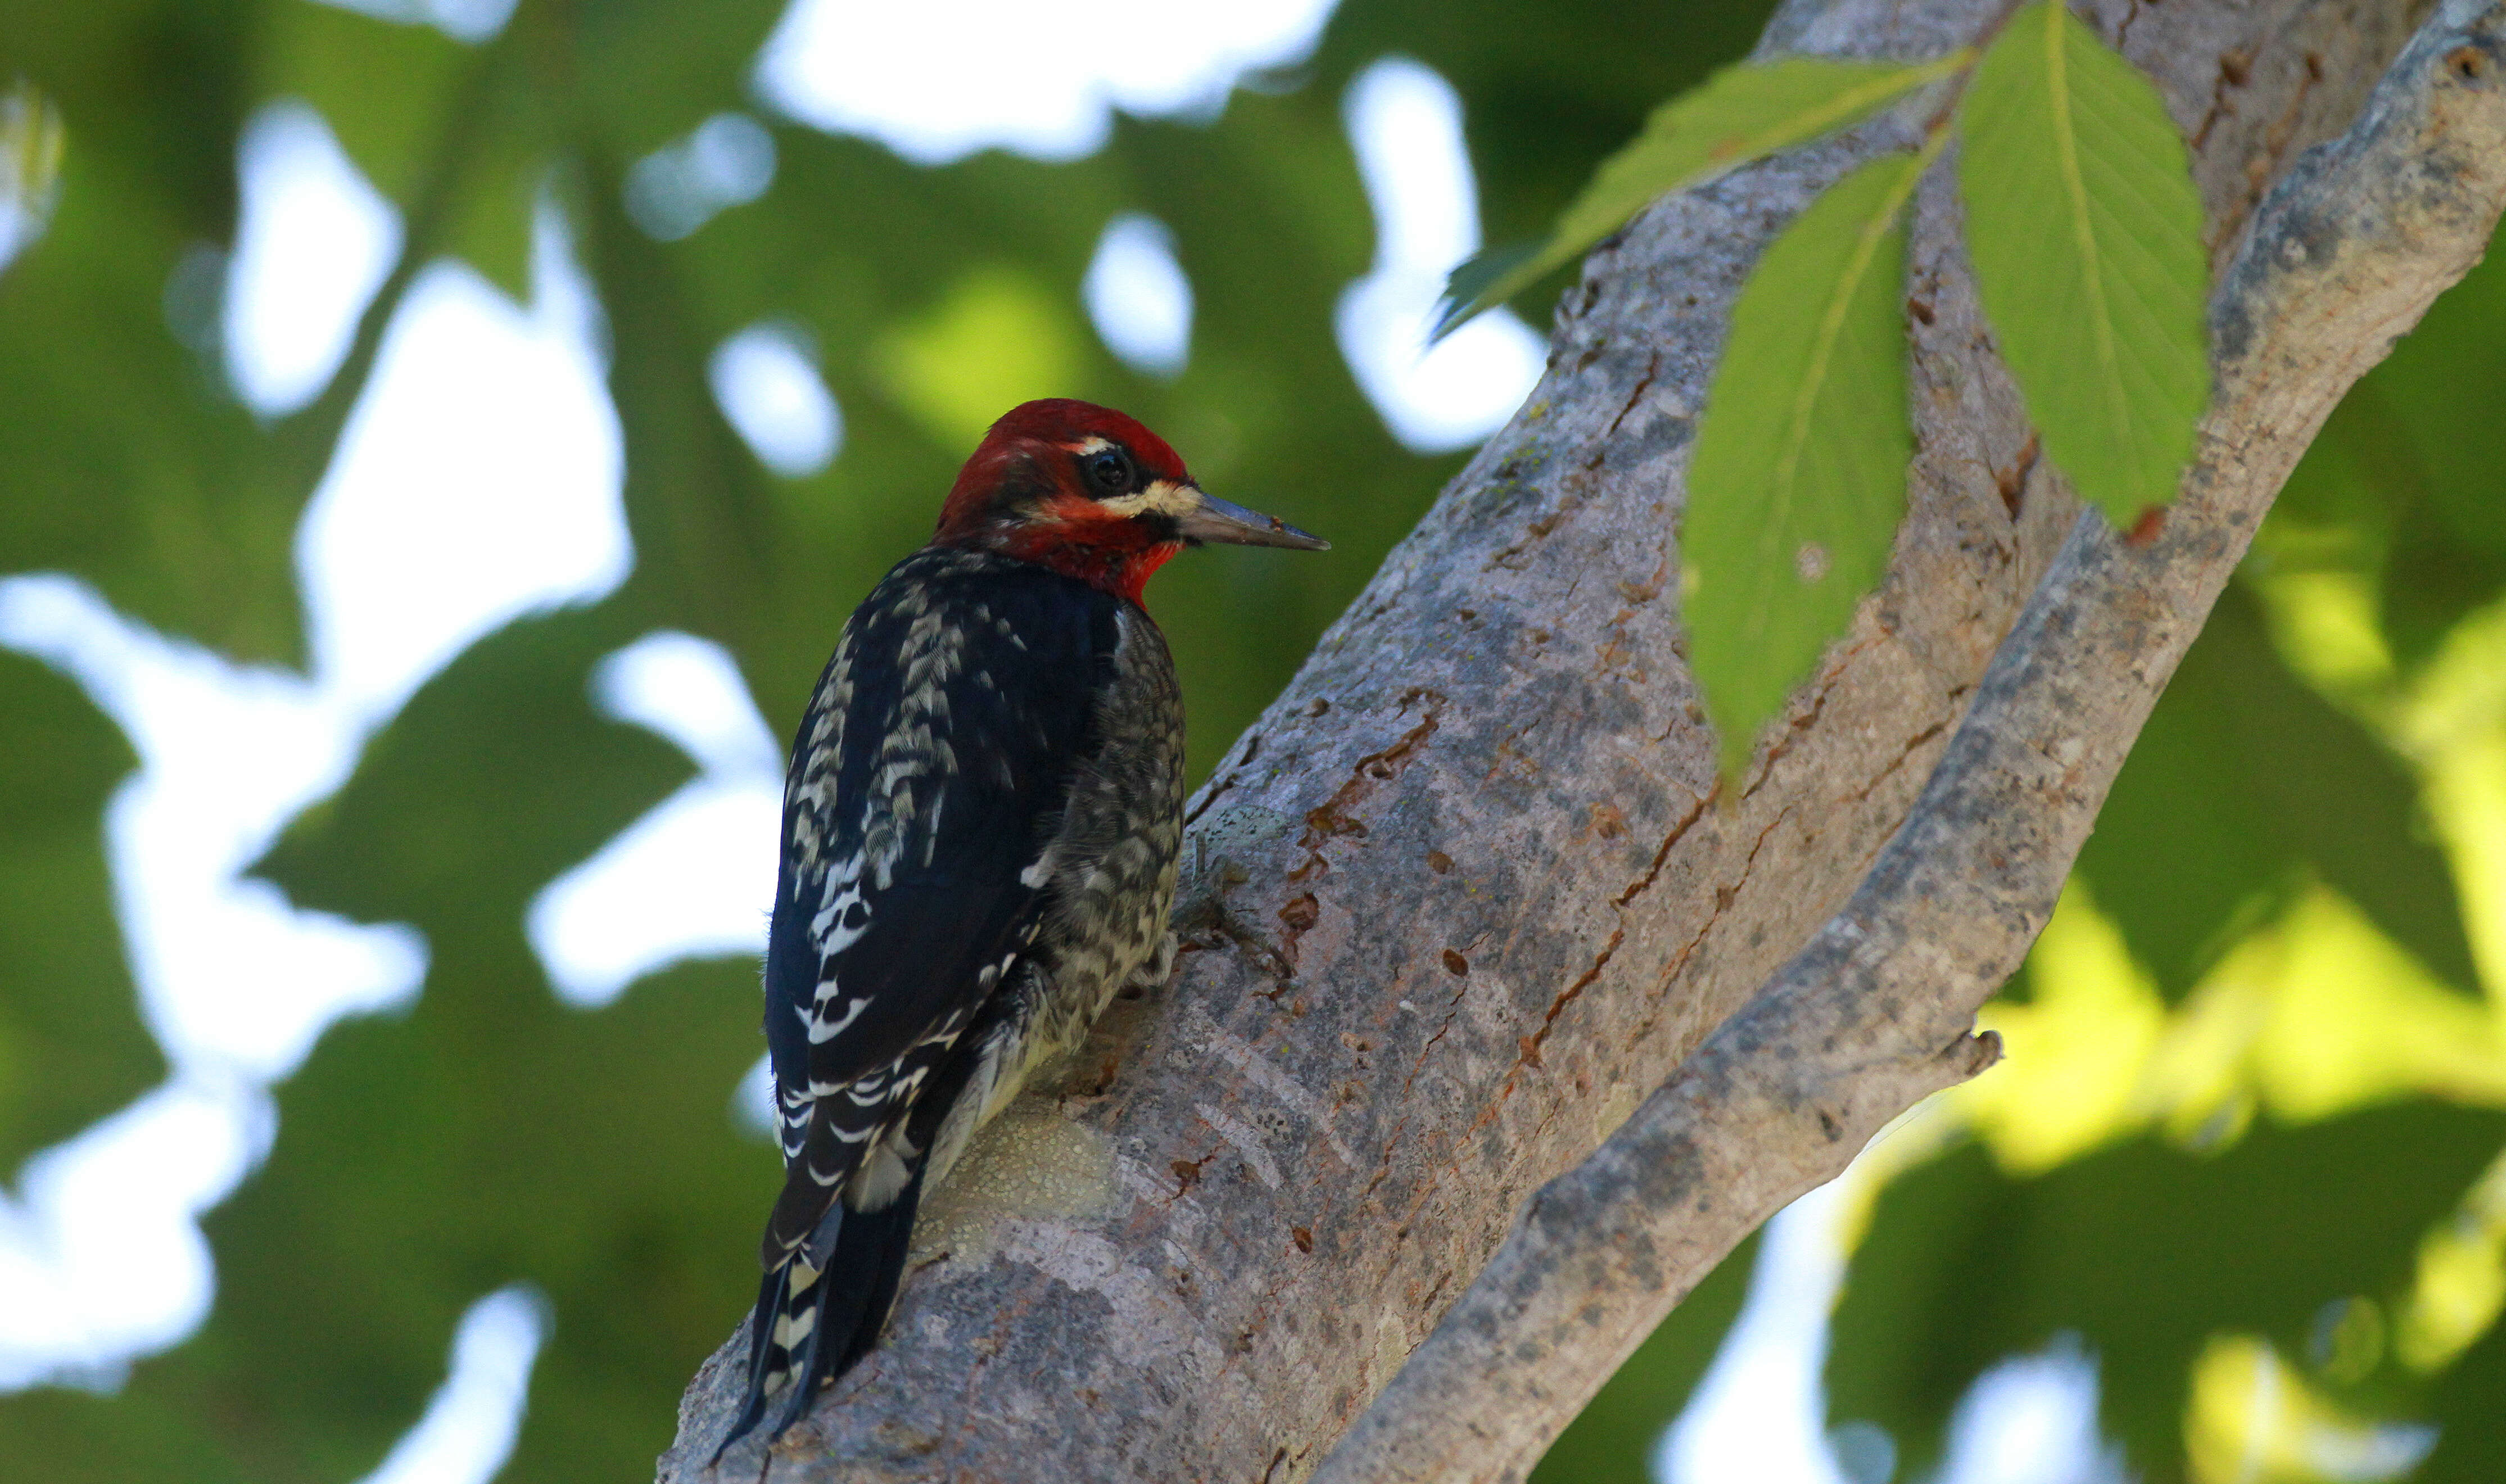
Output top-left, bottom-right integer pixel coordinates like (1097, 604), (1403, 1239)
(662, 0), (2487, 1478)
(1313, 2), (2506, 1479)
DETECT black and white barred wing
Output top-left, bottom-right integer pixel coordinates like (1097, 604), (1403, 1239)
(759, 553), (1118, 1260)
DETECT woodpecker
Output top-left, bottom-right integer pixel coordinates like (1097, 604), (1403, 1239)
(716, 399), (1327, 1453)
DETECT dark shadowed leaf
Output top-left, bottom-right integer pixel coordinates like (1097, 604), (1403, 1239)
(1437, 55), (1962, 336)
(2417, 1311), (2506, 1483)
(2364, 221), (2506, 567)
(1431, 239), (1538, 340)
(2075, 585), (2478, 1002)
(0, 650), (156, 1171)
(0, 1), (304, 662)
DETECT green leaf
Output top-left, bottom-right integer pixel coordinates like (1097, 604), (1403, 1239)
(1439, 54), (1962, 336)
(257, 1), (468, 207)
(2419, 1313), (2506, 1483)
(0, 1), (310, 663)
(1430, 240), (1538, 340)
(0, 650), (159, 1171)
(35, 604), (749, 1484)
(1826, 1104), (2506, 1483)
(2074, 585), (2480, 1002)
(437, 121), (539, 300)
(1682, 147), (1925, 780)
(1957, 0), (2210, 524)
(2362, 214), (2506, 565)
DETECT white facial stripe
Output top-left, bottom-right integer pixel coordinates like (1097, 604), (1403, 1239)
(1096, 478), (1200, 520)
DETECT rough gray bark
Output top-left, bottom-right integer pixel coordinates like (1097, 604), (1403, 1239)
(663, 0), (2493, 1478)
(1313, 2), (2506, 1477)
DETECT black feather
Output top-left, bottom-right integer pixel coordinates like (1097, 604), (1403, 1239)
(714, 549), (1125, 1458)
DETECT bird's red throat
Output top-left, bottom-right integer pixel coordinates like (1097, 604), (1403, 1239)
(979, 493), (1180, 604)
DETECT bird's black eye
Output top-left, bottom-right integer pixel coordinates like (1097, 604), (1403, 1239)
(1084, 447), (1134, 496)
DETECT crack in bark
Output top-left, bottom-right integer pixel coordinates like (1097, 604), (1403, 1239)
(1182, 727), (1263, 828)
(2193, 45), (2255, 149)
(1993, 431), (2042, 518)
(661, 3), (2485, 1478)
(1736, 626), (1897, 801)
(1848, 721), (1951, 804)
(1310, 4), (2506, 1475)
(1603, 350), (1662, 440)
(2214, 48), (2329, 254)
(1277, 693), (1447, 969)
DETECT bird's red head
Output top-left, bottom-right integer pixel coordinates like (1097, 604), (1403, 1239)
(933, 399), (1326, 604)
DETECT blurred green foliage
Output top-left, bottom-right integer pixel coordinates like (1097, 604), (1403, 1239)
(1813, 233), (2506, 1483)
(3, 3), (2504, 1483)
(0, 651), (155, 1171)
(0, 0), (1771, 1479)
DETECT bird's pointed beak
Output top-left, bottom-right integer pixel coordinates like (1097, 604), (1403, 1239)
(1173, 488), (1329, 551)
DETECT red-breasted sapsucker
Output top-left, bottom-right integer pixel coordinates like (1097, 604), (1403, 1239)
(717, 399), (1327, 1452)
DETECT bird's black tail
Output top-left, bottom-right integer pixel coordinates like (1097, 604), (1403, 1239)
(711, 1174), (926, 1461)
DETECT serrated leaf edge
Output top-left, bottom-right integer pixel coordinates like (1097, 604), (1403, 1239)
(2037, 3), (2137, 466)
(1436, 49), (1972, 339)
(1767, 141), (1935, 521)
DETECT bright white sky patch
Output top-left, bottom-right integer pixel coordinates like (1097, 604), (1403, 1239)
(1658, 1178), (1857, 1484)
(0, 85), (66, 280)
(0, 184), (623, 1409)
(298, 210), (630, 730)
(530, 633), (782, 1010)
(0, 1082), (267, 1388)
(0, 576), (423, 1085)
(709, 323), (842, 478)
(754, 0), (1340, 164)
(311, 0), (516, 44)
(1085, 214), (1194, 378)
(355, 1288), (549, 1484)
(732, 1053), (779, 1141)
(1933, 1340), (2129, 1484)
(1657, 1126), (2129, 1484)
(626, 112), (777, 242)
(1335, 57), (1544, 454)
(224, 101), (403, 417)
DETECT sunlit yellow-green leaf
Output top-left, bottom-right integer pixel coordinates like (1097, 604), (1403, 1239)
(1437, 53), (1964, 337)
(1684, 148), (1925, 780)
(875, 267), (1086, 450)
(1829, 1103), (2506, 1481)
(1, 81), (66, 228)
(1958, 0), (2209, 524)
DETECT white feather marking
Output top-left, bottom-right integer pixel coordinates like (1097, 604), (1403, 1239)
(810, 884), (868, 948)
(802, 994), (871, 1044)
(849, 1126), (922, 1210)
(772, 1307), (817, 1349)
